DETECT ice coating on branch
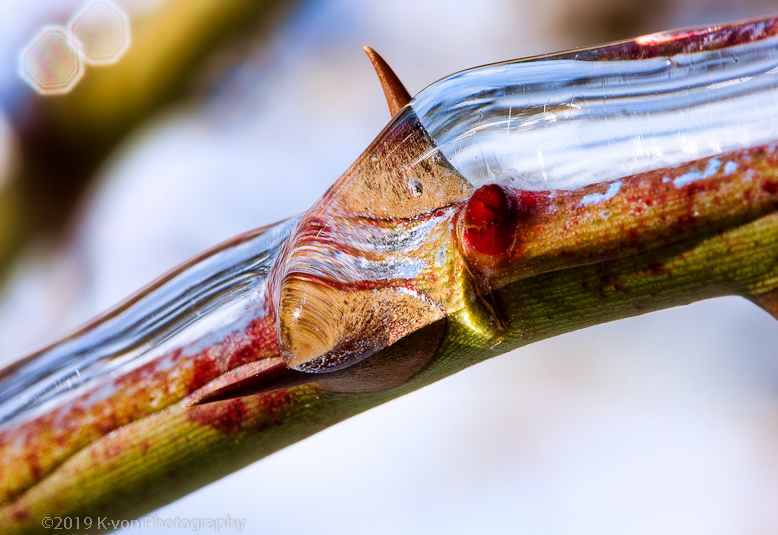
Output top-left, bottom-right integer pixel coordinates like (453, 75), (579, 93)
(277, 17), (778, 373)
(275, 108), (473, 372)
(412, 17), (778, 192)
(0, 219), (296, 424)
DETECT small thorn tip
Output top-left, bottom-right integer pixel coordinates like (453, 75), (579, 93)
(363, 46), (412, 117)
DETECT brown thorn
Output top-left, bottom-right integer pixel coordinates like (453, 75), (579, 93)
(363, 46), (412, 117)
(187, 362), (316, 406)
(189, 319), (449, 405)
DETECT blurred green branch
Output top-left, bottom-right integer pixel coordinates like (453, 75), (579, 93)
(0, 0), (291, 279)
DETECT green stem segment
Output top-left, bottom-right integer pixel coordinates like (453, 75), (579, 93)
(2, 208), (776, 533)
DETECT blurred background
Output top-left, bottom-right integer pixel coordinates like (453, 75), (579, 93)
(1, 0), (778, 533)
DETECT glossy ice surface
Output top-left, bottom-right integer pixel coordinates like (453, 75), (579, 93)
(1, 10), (778, 533)
(413, 18), (778, 191)
(0, 218), (297, 425)
(5, 17), (778, 424)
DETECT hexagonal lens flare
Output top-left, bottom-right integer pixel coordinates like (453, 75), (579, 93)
(19, 26), (84, 95)
(69, 0), (131, 65)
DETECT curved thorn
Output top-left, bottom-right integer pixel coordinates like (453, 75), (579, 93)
(363, 45), (412, 117)
(188, 363), (316, 406)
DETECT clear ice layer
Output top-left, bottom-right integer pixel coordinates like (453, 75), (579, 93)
(412, 19), (778, 191)
(0, 217), (297, 424)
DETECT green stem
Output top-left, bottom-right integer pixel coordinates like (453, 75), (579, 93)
(3, 210), (775, 534)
